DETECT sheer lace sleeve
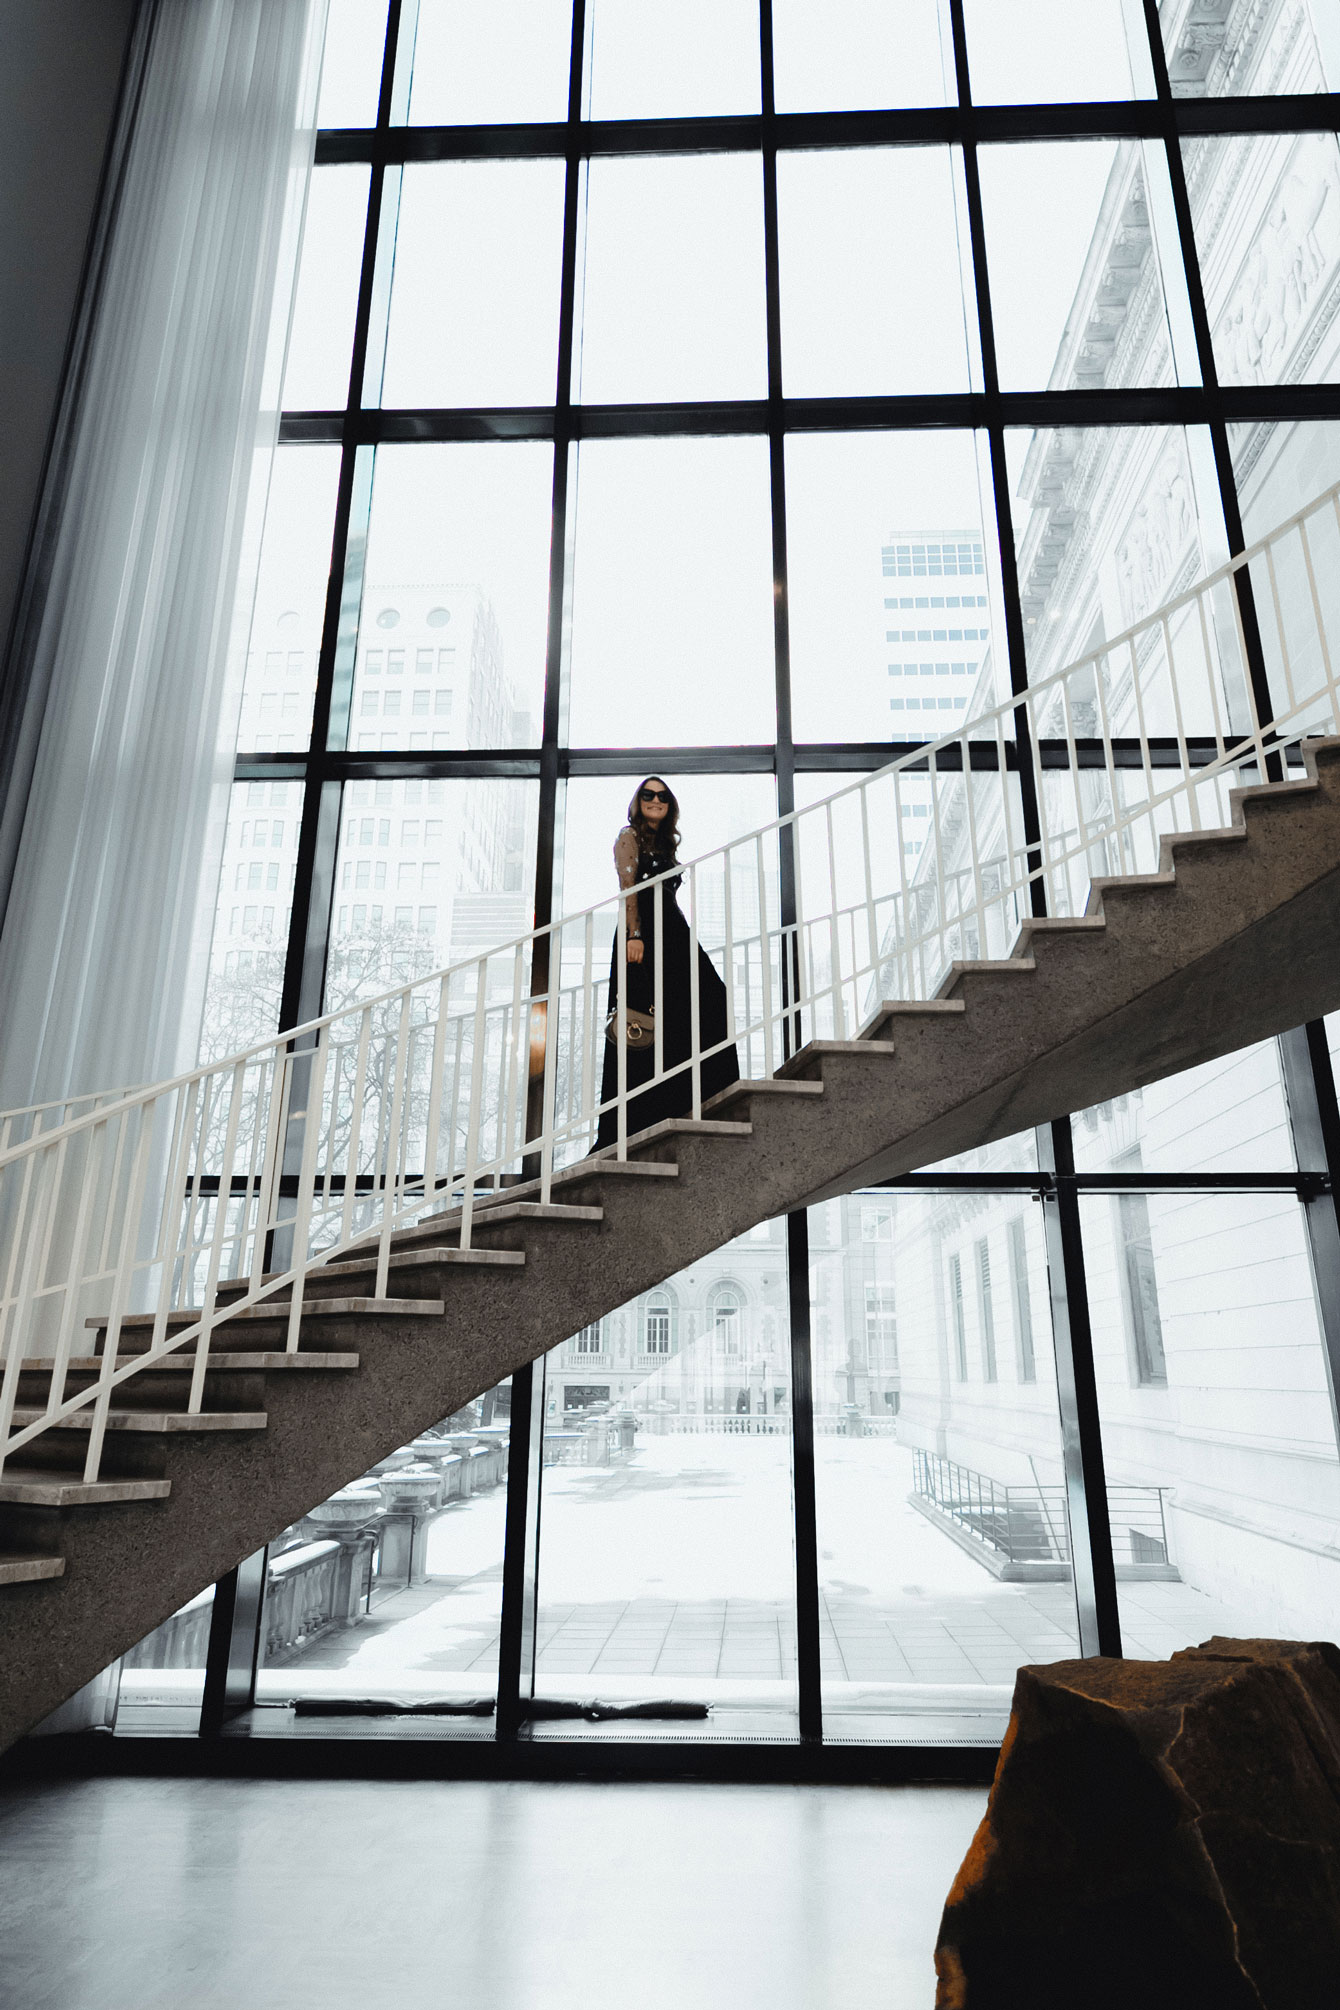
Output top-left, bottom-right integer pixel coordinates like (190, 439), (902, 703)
(614, 826), (641, 935)
(613, 826), (639, 887)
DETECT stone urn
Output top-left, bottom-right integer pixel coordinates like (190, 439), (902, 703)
(377, 1467), (442, 1515)
(306, 1488), (383, 1540)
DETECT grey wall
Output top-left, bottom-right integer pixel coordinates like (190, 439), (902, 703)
(0, 0), (141, 667)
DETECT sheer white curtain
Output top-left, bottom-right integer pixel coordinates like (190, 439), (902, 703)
(0, 0), (328, 1108)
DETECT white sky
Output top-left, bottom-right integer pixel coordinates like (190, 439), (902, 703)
(382, 161), (567, 408)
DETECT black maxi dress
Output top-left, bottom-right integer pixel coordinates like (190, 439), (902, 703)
(595, 834), (740, 1148)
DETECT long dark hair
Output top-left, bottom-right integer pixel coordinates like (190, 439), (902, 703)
(627, 776), (681, 861)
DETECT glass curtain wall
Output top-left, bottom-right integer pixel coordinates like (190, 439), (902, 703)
(122, 0), (1340, 1744)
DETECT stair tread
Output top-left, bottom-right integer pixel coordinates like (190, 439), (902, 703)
(87, 1298), (446, 1330)
(305, 1246), (526, 1274)
(17, 1353), (360, 1373)
(777, 1039), (897, 1076)
(0, 1472), (171, 1506)
(8, 1408), (267, 1433)
(388, 1199), (604, 1235)
(0, 1553), (65, 1585)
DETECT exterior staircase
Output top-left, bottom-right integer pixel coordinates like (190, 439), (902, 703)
(3, 741), (1340, 1748)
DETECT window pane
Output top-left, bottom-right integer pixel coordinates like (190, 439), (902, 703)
(813, 1192), (1077, 1743)
(979, 140), (1196, 392)
(405, 0), (573, 125)
(1080, 1192), (1340, 1654)
(963, 0), (1152, 102)
(1004, 425), (1229, 678)
(575, 156), (767, 404)
(777, 148), (977, 397)
(282, 166), (369, 411)
(566, 437), (775, 746)
(345, 443), (552, 750)
(585, 0), (760, 119)
(1188, 131), (1340, 387)
(786, 431), (1006, 742)
(116, 1587), (216, 1731)
(327, 777), (537, 1012)
(534, 1226), (797, 1736)
(1072, 1041), (1297, 1175)
(380, 161), (566, 408)
(1230, 418), (1340, 539)
(316, 0), (389, 128)
(200, 781), (304, 1063)
(253, 1380), (511, 1714)
(772, 0), (953, 112)
(238, 444), (342, 751)
(1161, 0), (1340, 95)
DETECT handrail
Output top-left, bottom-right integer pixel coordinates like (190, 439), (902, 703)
(3, 478), (1340, 1482)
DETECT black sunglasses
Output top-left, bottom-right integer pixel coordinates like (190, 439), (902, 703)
(640, 788), (670, 804)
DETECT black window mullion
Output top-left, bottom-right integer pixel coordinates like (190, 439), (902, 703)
(761, 0), (822, 1748)
(276, 0), (408, 1036)
(496, 0), (590, 1750)
(946, 0), (1048, 919)
(1137, 0), (1276, 739)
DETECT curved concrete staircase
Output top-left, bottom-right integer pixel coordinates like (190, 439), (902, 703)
(3, 742), (1340, 1748)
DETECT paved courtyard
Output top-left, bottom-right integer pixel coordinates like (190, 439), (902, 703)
(256, 1435), (1266, 1728)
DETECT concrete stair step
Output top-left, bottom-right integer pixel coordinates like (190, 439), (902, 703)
(15, 1353), (359, 1373)
(0, 1554), (65, 1587)
(0, 1472), (171, 1508)
(215, 1247), (524, 1305)
(86, 1297), (445, 1335)
(6, 1409), (267, 1434)
(777, 1039), (897, 1078)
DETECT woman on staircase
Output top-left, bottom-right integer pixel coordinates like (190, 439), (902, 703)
(595, 778), (739, 1150)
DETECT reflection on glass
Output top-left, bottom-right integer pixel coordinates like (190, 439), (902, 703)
(1161, 0), (1339, 96)
(772, 0), (952, 111)
(1080, 1192), (1340, 1653)
(238, 445), (342, 750)
(1004, 425), (1227, 680)
(980, 140), (1193, 392)
(327, 778), (537, 1013)
(405, 0), (573, 125)
(347, 443), (553, 748)
(565, 437), (775, 746)
(534, 1227), (797, 1735)
(963, 0), (1150, 103)
(812, 1193), (1077, 1742)
(1073, 1043), (1296, 1176)
(1189, 131), (1340, 388)
(380, 161), (565, 408)
(1230, 418), (1340, 543)
(777, 148), (976, 397)
(316, 0), (390, 128)
(585, 0), (760, 119)
(254, 1381), (511, 1712)
(282, 166), (369, 411)
(116, 1587), (217, 1730)
(199, 782), (304, 1063)
(785, 431), (1004, 742)
(575, 155), (767, 404)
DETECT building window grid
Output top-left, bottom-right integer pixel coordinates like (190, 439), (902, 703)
(203, 0), (1340, 1745)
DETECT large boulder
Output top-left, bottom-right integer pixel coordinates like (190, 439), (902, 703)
(935, 1638), (1340, 2009)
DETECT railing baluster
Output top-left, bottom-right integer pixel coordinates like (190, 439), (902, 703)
(282, 1030), (330, 1356)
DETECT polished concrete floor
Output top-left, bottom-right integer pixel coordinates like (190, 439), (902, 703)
(0, 1776), (985, 2010)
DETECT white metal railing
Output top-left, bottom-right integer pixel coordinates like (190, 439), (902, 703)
(3, 480), (1340, 1484)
